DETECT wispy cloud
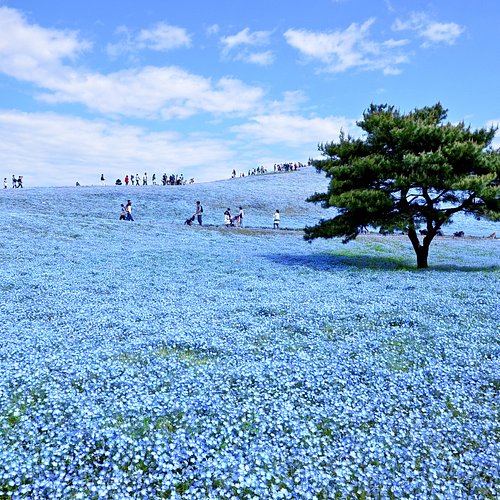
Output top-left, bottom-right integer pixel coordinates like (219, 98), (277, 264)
(0, 6), (90, 82)
(37, 67), (266, 119)
(284, 19), (409, 75)
(392, 12), (464, 47)
(107, 22), (192, 57)
(206, 24), (220, 36)
(232, 114), (357, 146)
(220, 27), (274, 65)
(221, 27), (271, 51)
(137, 22), (192, 51)
(268, 91), (308, 114)
(0, 7), (265, 119)
(235, 50), (275, 66)
(0, 110), (235, 185)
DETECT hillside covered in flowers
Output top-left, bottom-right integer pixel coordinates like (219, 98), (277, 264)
(0, 168), (499, 498)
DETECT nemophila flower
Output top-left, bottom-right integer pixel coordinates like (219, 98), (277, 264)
(0, 171), (498, 497)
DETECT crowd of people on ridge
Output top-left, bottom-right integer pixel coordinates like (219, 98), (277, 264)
(8, 163), (307, 189)
(231, 162), (308, 179)
(100, 173), (195, 187)
(3, 175), (23, 188)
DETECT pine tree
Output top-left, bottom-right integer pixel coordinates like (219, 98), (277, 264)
(305, 103), (500, 268)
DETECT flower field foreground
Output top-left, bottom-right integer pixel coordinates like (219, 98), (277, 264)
(0, 169), (499, 498)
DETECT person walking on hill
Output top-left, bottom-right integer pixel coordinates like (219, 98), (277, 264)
(195, 201), (203, 225)
(273, 209), (280, 229)
(3, 177), (7, 189)
(101, 173), (105, 186)
(126, 199), (134, 221)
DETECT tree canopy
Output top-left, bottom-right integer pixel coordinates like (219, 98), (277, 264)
(305, 103), (500, 268)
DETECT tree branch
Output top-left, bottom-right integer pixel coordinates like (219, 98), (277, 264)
(431, 189), (449, 204)
(441, 192), (476, 218)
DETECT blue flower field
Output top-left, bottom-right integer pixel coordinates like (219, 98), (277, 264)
(0, 168), (499, 498)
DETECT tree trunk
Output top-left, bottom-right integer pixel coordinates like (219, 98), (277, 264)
(407, 228), (430, 269)
(415, 244), (429, 269)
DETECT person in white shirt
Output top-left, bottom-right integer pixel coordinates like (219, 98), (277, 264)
(224, 208), (232, 227)
(237, 207), (244, 227)
(273, 209), (280, 229)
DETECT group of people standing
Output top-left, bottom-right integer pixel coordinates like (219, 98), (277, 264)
(3, 175), (23, 188)
(230, 162), (307, 179)
(123, 173), (151, 186)
(221, 206), (280, 229)
(224, 207), (245, 227)
(105, 173), (152, 186)
(102, 173), (195, 187)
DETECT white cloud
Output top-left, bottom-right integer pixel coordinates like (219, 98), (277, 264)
(206, 24), (220, 36)
(0, 7), (266, 118)
(420, 22), (464, 46)
(36, 66), (265, 118)
(137, 22), (192, 51)
(232, 114), (357, 146)
(384, 0), (396, 13)
(235, 50), (275, 66)
(107, 22), (191, 58)
(247, 51), (275, 65)
(392, 12), (464, 46)
(221, 27), (272, 51)
(220, 28), (274, 65)
(269, 91), (308, 114)
(284, 19), (408, 74)
(0, 6), (90, 82)
(383, 38), (409, 48)
(0, 111), (235, 186)
(106, 26), (134, 59)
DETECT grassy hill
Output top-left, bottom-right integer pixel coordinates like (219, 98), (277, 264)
(4, 166), (498, 235)
(0, 168), (499, 497)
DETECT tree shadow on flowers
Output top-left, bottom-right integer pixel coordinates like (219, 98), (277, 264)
(264, 252), (412, 271)
(264, 252), (499, 272)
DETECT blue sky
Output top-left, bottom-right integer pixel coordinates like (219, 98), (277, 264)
(1, 0), (499, 186)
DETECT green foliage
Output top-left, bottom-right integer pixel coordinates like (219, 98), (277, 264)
(305, 103), (500, 267)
